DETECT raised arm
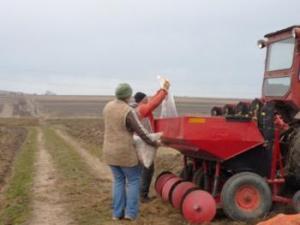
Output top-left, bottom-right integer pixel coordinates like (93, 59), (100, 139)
(138, 89), (168, 118)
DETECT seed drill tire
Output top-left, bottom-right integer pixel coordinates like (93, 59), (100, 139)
(221, 172), (272, 221)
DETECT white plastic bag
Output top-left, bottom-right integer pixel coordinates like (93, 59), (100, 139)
(160, 93), (178, 118)
(133, 133), (162, 168)
(157, 76), (178, 118)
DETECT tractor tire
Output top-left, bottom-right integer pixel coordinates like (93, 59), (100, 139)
(221, 172), (272, 221)
(292, 190), (300, 212)
(286, 129), (300, 189)
(180, 163), (193, 181)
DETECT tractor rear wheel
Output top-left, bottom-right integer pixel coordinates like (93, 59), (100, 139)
(286, 129), (300, 189)
(221, 172), (272, 221)
(292, 190), (300, 212)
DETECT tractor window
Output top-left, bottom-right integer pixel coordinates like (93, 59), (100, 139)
(263, 77), (291, 97)
(266, 38), (295, 71)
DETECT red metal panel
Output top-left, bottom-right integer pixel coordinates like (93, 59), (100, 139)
(155, 116), (265, 161)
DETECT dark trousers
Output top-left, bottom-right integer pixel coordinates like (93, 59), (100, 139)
(140, 163), (154, 198)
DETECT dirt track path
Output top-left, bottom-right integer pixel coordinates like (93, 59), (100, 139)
(30, 129), (72, 225)
(54, 129), (112, 181)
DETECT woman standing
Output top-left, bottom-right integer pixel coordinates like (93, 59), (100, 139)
(102, 83), (159, 221)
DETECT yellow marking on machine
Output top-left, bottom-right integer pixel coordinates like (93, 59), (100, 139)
(188, 118), (206, 124)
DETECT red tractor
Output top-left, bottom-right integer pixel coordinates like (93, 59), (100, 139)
(154, 26), (300, 224)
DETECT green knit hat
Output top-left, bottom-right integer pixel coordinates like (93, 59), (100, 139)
(115, 83), (133, 100)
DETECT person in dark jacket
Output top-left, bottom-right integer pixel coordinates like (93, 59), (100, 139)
(103, 83), (160, 221)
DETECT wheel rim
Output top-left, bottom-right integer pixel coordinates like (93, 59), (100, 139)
(234, 185), (261, 212)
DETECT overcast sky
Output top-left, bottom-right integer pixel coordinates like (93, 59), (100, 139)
(0, 0), (299, 97)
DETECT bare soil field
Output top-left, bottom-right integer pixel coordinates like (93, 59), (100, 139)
(35, 95), (247, 118)
(0, 92), (249, 118)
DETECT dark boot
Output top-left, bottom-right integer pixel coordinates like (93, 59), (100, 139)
(140, 163), (154, 202)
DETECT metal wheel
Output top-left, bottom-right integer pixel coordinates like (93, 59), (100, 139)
(170, 181), (195, 209)
(181, 189), (216, 224)
(161, 176), (182, 202)
(155, 171), (175, 197)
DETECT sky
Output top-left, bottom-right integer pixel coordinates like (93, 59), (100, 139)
(0, 0), (300, 97)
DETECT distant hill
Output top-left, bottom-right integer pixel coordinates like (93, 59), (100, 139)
(0, 90), (25, 96)
(0, 90), (248, 118)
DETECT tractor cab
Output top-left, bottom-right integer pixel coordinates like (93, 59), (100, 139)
(259, 26), (300, 119)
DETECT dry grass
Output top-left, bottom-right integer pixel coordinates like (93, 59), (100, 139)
(0, 128), (37, 225)
(0, 127), (27, 189)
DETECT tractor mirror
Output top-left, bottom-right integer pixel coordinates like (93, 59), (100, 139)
(257, 39), (266, 49)
(292, 28), (300, 38)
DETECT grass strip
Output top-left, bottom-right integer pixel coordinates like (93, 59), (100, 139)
(0, 128), (37, 225)
(43, 127), (111, 225)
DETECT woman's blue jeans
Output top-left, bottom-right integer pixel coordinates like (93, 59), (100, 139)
(109, 165), (141, 219)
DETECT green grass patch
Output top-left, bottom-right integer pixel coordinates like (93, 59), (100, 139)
(0, 128), (37, 225)
(43, 127), (111, 225)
